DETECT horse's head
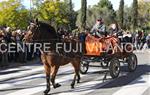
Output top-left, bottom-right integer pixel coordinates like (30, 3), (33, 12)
(28, 19), (39, 33)
(24, 18), (58, 43)
(23, 19), (39, 42)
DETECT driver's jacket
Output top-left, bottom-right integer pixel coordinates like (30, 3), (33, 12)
(90, 23), (106, 37)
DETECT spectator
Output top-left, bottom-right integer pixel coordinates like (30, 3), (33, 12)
(0, 27), (39, 67)
(140, 31), (146, 49)
(0, 30), (4, 62)
(146, 33), (150, 48)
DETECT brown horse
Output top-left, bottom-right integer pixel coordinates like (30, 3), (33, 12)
(24, 19), (81, 95)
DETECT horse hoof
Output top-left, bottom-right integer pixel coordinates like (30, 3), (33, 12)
(44, 94), (51, 95)
(77, 81), (80, 83)
(54, 83), (61, 89)
(43, 89), (50, 94)
(44, 93), (51, 95)
(71, 84), (74, 89)
(71, 86), (74, 89)
(43, 93), (48, 95)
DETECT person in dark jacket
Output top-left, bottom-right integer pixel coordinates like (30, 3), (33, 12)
(146, 33), (150, 48)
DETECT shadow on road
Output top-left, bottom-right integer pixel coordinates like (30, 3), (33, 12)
(101, 64), (150, 88)
(0, 64), (149, 95)
(50, 64), (150, 94)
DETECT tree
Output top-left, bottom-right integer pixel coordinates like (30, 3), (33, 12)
(68, 0), (73, 30)
(132, 0), (138, 31)
(65, 0), (77, 31)
(117, 0), (150, 31)
(77, 0), (116, 28)
(138, 0), (150, 30)
(118, 0), (124, 29)
(0, 0), (30, 29)
(36, 0), (76, 30)
(81, 0), (87, 30)
(97, 0), (116, 25)
(123, 5), (132, 30)
(95, 0), (116, 25)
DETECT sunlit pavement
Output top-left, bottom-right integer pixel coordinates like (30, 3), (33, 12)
(0, 50), (149, 95)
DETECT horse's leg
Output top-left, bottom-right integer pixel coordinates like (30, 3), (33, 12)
(71, 60), (80, 89)
(74, 60), (81, 83)
(76, 70), (80, 83)
(71, 71), (76, 89)
(44, 65), (51, 94)
(41, 55), (50, 94)
(50, 66), (61, 88)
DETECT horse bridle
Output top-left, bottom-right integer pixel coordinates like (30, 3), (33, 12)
(29, 22), (41, 41)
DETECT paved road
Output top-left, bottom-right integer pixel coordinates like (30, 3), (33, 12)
(0, 51), (149, 95)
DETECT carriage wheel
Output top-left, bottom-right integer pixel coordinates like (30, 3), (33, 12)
(80, 60), (89, 74)
(109, 58), (120, 79)
(127, 53), (137, 72)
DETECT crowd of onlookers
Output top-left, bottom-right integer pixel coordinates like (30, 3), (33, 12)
(126, 30), (149, 49)
(122, 30), (150, 49)
(0, 27), (37, 66)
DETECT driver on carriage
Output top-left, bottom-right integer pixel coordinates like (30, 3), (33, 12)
(90, 17), (106, 38)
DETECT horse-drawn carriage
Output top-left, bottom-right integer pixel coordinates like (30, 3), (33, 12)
(80, 34), (138, 78)
(24, 20), (138, 94)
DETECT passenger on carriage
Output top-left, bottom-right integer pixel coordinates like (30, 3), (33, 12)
(109, 23), (119, 36)
(90, 17), (106, 38)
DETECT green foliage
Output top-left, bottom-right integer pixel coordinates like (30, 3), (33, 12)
(76, 0), (116, 28)
(81, 0), (87, 30)
(0, 0), (30, 29)
(77, 0), (116, 29)
(1, 0), (149, 32)
(119, 1), (150, 31)
(0, 0), (77, 30)
(98, 0), (113, 9)
(118, 0), (124, 29)
(132, 0), (138, 31)
(138, 1), (150, 30)
(66, 0), (77, 30)
(35, 0), (76, 30)
(123, 5), (132, 30)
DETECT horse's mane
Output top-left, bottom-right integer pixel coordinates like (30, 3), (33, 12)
(38, 21), (57, 35)
(33, 21), (58, 42)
